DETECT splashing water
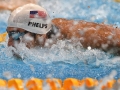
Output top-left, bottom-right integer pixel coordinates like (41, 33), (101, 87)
(1, 37), (114, 65)
(0, 36), (119, 80)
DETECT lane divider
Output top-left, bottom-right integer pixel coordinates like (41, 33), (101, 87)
(0, 78), (118, 90)
(0, 32), (7, 42)
(26, 78), (43, 90)
(46, 78), (62, 90)
(8, 79), (24, 90)
(0, 79), (7, 87)
(101, 79), (116, 90)
(63, 78), (79, 90)
(85, 78), (98, 88)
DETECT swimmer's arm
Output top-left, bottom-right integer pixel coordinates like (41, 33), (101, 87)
(52, 18), (120, 50)
(0, 0), (36, 11)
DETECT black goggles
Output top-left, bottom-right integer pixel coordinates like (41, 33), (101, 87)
(7, 31), (28, 40)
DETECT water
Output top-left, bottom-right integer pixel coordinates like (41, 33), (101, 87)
(0, 39), (119, 80)
(0, 0), (120, 82)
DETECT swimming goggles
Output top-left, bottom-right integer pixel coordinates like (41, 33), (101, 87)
(7, 31), (27, 40)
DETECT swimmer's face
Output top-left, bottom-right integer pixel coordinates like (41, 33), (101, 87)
(7, 27), (46, 48)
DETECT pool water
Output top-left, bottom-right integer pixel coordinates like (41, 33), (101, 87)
(0, 0), (120, 80)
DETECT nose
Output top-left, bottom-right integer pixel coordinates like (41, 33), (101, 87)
(23, 33), (34, 42)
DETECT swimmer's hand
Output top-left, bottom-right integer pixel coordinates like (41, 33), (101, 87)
(12, 50), (25, 60)
(0, 0), (37, 11)
(13, 51), (23, 60)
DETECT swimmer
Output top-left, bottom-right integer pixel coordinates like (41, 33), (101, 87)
(6, 3), (120, 54)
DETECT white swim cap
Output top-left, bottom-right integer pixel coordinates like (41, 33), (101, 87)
(8, 3), (52, 34)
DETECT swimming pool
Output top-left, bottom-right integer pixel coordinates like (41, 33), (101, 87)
(0, 0), (120, 80)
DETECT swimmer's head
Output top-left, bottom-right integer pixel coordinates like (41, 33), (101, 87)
(7, 3), (52, 34)
(7, 4), (52, 48)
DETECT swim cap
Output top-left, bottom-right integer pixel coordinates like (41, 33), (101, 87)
(8, 3), (52, 34)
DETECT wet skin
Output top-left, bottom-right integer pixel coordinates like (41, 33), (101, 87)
(0, 0), (36, 11)
(7, 27), (46, 48)
(52, 18), (120, 51)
